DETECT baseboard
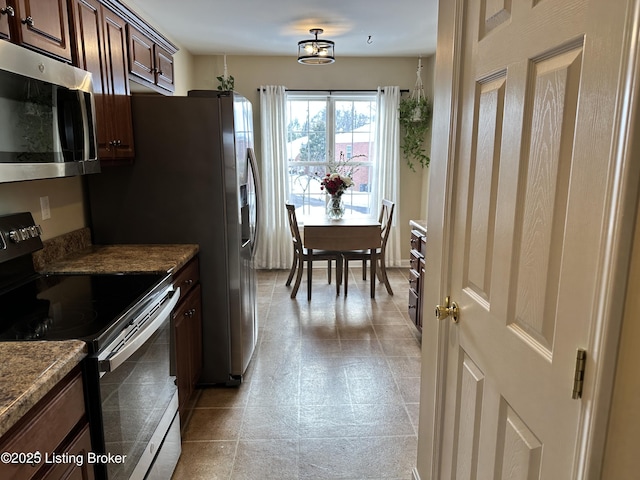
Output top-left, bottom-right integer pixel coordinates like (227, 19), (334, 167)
(412, 467), (421, 480)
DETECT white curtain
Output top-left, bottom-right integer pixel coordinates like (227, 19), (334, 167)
(256, 85), (291, 269)
(372, 86), (402, 267)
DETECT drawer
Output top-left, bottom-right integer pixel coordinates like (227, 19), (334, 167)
(410, 230), (422, 251)
(173, 256), (200, 303)
(0, 370), (86, 480)
(408, 288), (419, 326)
(410, 230), (426, 256)
(409, 268), (420, 293)
(409, 249), (423, 272)
(40, 424), (94, 480)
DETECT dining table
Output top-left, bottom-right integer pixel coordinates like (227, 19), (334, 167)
(301, 215), (382, 299)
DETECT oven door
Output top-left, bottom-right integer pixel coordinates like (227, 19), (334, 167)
(88, 286), (180, 480)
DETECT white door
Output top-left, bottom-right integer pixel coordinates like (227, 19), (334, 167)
(418, 0), (640, 478)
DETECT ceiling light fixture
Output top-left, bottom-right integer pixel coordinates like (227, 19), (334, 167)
(297, 28), (335, 65)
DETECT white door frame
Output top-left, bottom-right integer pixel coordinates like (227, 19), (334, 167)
(415, 0), (640, 478)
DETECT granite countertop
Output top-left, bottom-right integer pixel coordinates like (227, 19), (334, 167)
(39, 244), (199, 275)
(0, 239), (199, 439)
(0, 341), (87, 438)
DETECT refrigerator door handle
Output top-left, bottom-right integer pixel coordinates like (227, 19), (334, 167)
(247, 147), (262, 259)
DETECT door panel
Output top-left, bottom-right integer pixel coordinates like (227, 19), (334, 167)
(509, 44), (582, 354)
(438, 0), (611, 478)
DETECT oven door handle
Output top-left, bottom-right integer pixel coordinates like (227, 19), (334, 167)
(98, 286), (180, 374)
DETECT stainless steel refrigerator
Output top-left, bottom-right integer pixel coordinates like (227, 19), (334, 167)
(87, 91), (261, 385)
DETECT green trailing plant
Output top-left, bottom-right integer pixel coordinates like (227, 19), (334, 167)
(216, 74), (234, 91)
(399, 95), (432, 171)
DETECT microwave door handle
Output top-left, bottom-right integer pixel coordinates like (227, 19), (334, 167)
(99, 287), (180, 374)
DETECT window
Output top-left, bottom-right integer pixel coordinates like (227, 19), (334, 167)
(286, 93), (377, 217)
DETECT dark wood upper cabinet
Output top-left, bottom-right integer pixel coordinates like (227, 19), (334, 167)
(128, 23), (175, 93)
(70, 0), (134, 165)
(11, 0), (72, 61)
(0, 0), (11, 40)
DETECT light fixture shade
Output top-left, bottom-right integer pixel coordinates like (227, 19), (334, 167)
(297, 28), (335, 65)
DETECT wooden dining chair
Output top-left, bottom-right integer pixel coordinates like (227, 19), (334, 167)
(285, 204), (342, 300)
(342, 199), (395, 296)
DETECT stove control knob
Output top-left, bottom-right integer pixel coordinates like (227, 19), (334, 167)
(8, 226), (41, 242)
(9, 229), (24, 242)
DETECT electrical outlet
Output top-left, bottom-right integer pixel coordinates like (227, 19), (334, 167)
(40, 196), (51, 220)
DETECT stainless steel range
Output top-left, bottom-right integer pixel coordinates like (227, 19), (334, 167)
(0, 212), (181, 480)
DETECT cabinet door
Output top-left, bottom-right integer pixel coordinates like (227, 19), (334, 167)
(128, 24), (175, 93)
(155, 43), (174, 92)
(70, 0), (110, 160)
(188, 284), (203, 387)
(102, 8), (134, 161)
(41, 425), (95, 480)
(127, 24), (154, 84)
(0, 0), (11, 40)
(15, 0), (72, 61)
(173, 284), (202, 418)
(174, 299), (192, 417)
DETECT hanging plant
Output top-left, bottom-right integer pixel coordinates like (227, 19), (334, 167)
(216, 54), (235, 91)
(399, 96), (432, 170)
(216, 74), (234, 91)
(399, 57), (432, 171)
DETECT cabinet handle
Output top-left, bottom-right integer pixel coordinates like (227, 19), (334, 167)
(184, 308), (196, 318)
(183, 279), (193, 286)
(0, 6), (15, 16)
(157, 70), (163, 76)
(21, 16), (34, 27)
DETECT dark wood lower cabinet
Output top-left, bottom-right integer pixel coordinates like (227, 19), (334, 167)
(0, 368), (94, 480)
(409, 228), (426, 331)
(172, 257), (203, 425)
(174, 284), (203, 418)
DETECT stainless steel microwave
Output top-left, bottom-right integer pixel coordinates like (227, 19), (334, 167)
(0, 41), (99, 183)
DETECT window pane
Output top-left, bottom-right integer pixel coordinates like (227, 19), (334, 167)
(334, 99), (376, 217)
(287, 99), (327, 163)
(286, 94), (376, 218)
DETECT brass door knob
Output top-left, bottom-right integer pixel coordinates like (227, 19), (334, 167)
(435, 296), (459, 323)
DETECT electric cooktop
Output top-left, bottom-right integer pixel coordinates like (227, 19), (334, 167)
(0, 273), (165, 352)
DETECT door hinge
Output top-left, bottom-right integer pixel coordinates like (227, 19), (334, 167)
(572, 348), (587, 399)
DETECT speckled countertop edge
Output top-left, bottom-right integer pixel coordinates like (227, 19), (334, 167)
(38, 244), (200, 275)
(0, 340), (87, 438)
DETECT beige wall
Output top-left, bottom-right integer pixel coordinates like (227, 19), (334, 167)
(0, 177), (86, 240)
(191, 54), (434, 257)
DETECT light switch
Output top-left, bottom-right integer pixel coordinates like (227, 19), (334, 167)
(40, 196), (51, 220)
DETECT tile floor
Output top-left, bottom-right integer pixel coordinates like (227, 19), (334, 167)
(171, 266), (422, 480)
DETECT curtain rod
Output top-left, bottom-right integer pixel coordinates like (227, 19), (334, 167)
(256, 88), (410, 94)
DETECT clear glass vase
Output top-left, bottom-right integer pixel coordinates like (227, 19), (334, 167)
(326, 194), (345, 220)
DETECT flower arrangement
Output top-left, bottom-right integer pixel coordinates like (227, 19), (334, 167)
(320, 172), (353, 196)
(316, 151), (363, 196)
(318, 151), (362, 219)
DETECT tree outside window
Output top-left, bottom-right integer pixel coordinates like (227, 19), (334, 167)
(286, 94), (376, 217)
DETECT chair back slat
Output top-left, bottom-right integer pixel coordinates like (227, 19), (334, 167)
(379, 199), (395, 251)
(285, 204), (303, 252)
